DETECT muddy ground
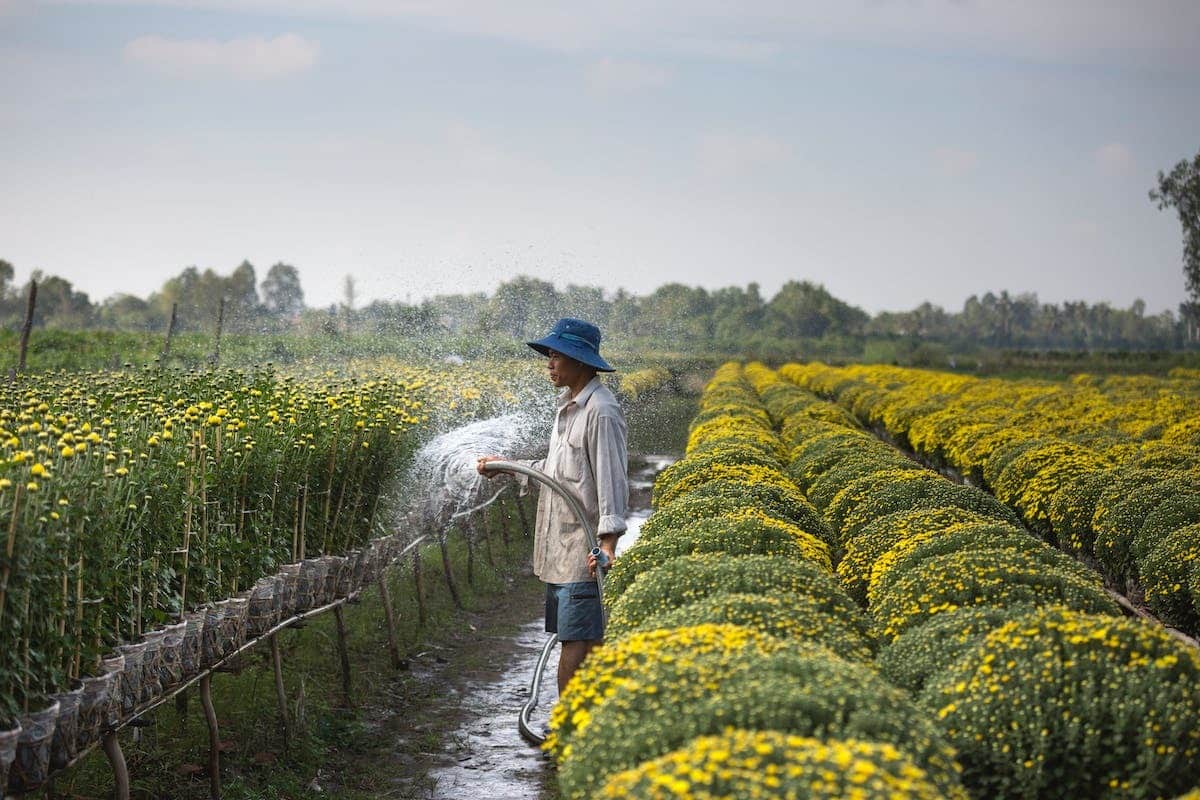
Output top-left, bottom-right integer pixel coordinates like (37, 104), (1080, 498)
(318, 454), (669, 799)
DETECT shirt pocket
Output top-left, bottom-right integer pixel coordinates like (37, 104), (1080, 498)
(557, 423), (588, 482)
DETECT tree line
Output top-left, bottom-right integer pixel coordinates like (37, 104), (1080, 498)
(0, 259), (1193, 352)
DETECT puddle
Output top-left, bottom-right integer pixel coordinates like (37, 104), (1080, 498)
(424, 619), (558, 799)
(421, 453), (675, 799)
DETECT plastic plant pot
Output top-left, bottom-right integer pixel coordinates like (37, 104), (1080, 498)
(321, 555), (346, 602)
(11, 699), (60, 793)
(140, 628), (167, 704)
(115, 641), (148, 718)
(247, 578), (280, 638)
(201, 603), (228, 668)
(159, 620), (188, 689)
(49, 682), (83, 771)
(278, 564), (301, 618)
(77, 667), (117, 751)
(180, 611), (206, 679)
(0, 721), (21, 798)
(221, 597), (249, 657)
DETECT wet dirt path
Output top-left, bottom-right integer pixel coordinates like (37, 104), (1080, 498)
(406, 454), (673, 800)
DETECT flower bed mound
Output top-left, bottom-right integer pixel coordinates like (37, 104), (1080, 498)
(605, 554), (866, 641)
(870, 547), (1119, 642)
(558, 645), (966, 800)
(837, 508), (996, 604)
(921, 607), (1200, 800)
(866, 523), (1100, 608)
(829, 469), (1020, 544)
(622, 591), (875, 663)
(878, 605), (1038, 694)
(598, 730), (957, 800)
(545, 623), (784, 762)
(603, 514), (832, 600)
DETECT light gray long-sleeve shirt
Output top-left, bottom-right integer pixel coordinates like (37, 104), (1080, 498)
(524, 376), (629, 585)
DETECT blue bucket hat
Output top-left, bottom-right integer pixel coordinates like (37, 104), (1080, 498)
(527, 318), (615, 372)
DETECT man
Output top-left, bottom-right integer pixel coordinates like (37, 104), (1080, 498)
(477, 317), (628, 693)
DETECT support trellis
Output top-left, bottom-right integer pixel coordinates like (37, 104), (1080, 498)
(6, 484), (535, 800)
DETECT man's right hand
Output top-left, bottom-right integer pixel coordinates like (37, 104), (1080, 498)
(476, 455), (505, 477)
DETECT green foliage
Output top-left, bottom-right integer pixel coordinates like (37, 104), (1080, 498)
(661, 479), (829, 538)
(1093, 472), (1197, 579)
(650, 445), (782, 505)
(922, 607), (1200, 799)
(803, 450), (916, 512)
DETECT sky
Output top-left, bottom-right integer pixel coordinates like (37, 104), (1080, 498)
(1, 1), (1198, 315)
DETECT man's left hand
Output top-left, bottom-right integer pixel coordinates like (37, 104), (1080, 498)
(588, 544), (617, 578)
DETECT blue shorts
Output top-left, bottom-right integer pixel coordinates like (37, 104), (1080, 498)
(545, 581), (604, 642)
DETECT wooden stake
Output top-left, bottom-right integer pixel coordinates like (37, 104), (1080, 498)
(333, 606), (352, 707)
(377, 574), (402, 670)
(199, 674), (221, 800)
(437, 536), (463, 609)
(269, 634), (290, 741)
(514, 492), (531, 537)
(16, 278), (36, 376)
(102, 730), (131, 800)
(161, 302), (178, 361)
(212, 297), (225, 368)
(480, 512), (497, 568)
(464, 525), (476, 588)
(412, 547), (428, 627)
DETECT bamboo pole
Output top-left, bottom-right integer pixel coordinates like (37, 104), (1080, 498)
(0, 483), (24, 625)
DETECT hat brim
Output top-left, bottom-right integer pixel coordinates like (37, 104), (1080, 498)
(527, 335), (615, 372)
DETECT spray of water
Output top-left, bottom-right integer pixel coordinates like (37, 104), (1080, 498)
(408, 411), (546, 527)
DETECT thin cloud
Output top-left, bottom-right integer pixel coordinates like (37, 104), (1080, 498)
(933, 147), (979, 178)
(669, 37), (781, 63)
(1095, 142), (1134, 175)
(697, 132), (790, 177)
(586, 58), (671, 93)
(51, 1), (1200, 69)
(123, 33), (319, 79)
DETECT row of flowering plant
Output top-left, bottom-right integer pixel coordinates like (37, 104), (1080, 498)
(780, 362), (1200, 633)
(0, 360), (539, 731)
(748, 362), (1200, 799)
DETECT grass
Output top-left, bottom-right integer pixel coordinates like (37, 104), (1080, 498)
(51, 499), (539, 800)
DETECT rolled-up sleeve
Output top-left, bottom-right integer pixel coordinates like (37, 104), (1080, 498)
(590, 412), (628, 535)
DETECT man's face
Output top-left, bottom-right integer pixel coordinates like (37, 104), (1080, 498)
(546, 350), (588, 388)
